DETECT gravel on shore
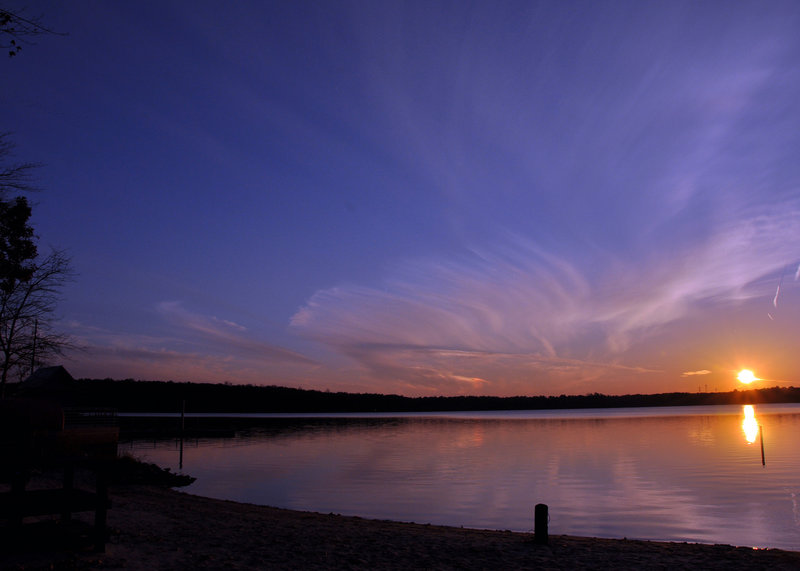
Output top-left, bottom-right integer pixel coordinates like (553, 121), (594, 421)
(3, 485), (800, 570)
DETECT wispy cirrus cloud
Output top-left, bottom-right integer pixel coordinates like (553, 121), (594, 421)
(682, 370), (712, 378)
(292, 199), (800, 394)
(155, 301), (313, 364)
(284, 25), (800, 395)
(38, 2), (800, 397)
(64, 302), (315, 383)
(324, 342), (663, 396)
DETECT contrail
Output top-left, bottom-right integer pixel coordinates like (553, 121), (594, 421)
(773, 265), (789, 308)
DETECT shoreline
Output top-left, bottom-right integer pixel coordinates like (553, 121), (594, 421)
(4, 485), (800, 570)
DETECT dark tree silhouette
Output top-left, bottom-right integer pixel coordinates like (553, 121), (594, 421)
(0, 134), (72, 395)
(0, 195), (37, 291)
(0, 133), (38, 291)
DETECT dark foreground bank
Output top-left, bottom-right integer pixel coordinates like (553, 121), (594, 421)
(3, 484), (800, 570)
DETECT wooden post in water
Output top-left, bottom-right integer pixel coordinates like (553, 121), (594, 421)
(179, 400), (186, 470)
(534, 503), (549, 544)
(760, 425), (765, 466)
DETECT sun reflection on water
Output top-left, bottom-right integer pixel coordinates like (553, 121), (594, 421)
(742, 404), (759, 444)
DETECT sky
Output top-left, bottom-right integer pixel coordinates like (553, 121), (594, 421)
(2, 1), (800, 397)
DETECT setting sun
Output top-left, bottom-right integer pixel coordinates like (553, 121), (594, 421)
(737, 369), (758, 384)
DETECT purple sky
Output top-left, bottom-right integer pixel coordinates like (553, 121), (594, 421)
(3, 1), (800, 396)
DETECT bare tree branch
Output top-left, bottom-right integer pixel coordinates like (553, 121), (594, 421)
(0, 135), (73, 395)
(1, 7), (65, 57)
(0, 249), (74, 392)
(0, 133), (40, 195)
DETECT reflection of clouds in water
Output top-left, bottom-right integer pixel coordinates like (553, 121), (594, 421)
(787, 489), (800, 527)
(687, 419), (716, 447)
(607, 456), (715, 537)
(119, 411), (800, 549)
(450, 425), (485, 449)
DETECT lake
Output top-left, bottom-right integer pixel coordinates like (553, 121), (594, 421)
(119, 404), (800, 551)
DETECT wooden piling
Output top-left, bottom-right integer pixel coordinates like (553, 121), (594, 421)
(179, 399), (186, 470)
(760, 425), (765, 466)
(534, 503), (548, 544)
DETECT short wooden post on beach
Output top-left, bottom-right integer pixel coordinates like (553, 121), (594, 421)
(534, 503), (548, 544)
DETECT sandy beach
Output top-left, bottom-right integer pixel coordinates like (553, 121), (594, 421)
(3, 484), (800, 570)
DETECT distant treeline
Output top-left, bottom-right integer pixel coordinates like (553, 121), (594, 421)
(13, 377), (800, 413)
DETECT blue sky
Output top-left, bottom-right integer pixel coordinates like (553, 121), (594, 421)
(3, 1), (800, 396)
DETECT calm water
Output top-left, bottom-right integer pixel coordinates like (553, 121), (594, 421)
(120, 404), (800, 550)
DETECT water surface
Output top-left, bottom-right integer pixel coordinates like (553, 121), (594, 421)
(121, 404), (800, 550)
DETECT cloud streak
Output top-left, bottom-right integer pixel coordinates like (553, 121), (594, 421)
(64, 303), (316, 384)
(682, 370), (712, 378)
(292, 195), (800, 393)
(155, 301), (313, 365)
